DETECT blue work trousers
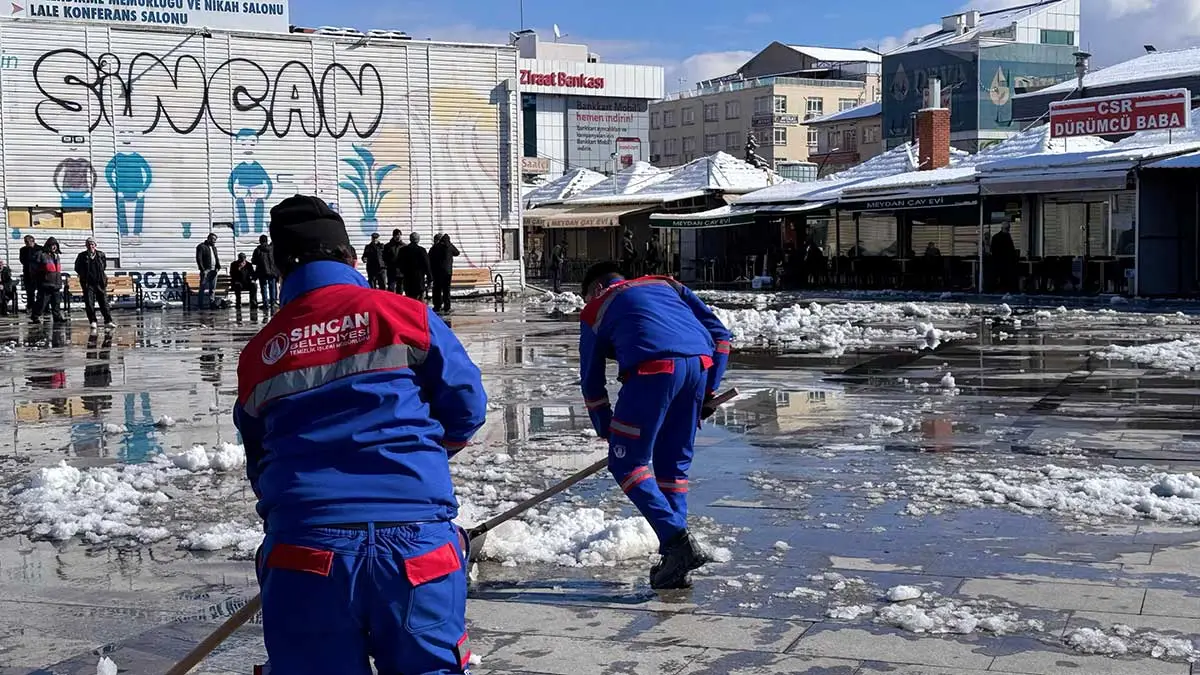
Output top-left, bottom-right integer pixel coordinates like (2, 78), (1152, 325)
(257, 520), (471, 675)
(607, 356), (707, 550)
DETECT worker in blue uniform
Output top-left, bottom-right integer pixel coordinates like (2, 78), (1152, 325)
(235, 195), (487, 674)
(578, 261), (732, 589)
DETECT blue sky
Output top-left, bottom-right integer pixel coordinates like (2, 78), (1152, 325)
(288, 0), (1200, 90)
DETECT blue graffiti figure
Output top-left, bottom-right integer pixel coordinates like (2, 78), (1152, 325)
(105, 129), (152, 237)
(54, 138), (96, 209)
(228, 129), (272, 235)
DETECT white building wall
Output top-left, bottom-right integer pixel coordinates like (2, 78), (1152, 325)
(0, 20), (520, 299)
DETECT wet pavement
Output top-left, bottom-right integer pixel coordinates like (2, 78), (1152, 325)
(4, 294), (1200, 674)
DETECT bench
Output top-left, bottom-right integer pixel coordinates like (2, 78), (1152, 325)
(449, 267), (505, 300)
(64, 274), (143, 312)
(182, 271), (231, 310)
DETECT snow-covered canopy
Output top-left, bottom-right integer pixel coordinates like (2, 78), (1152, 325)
(523, 168), (606, 208)
(567, 152), (783, 206)
(808, 101), (881, 126)
(1019, 46), (1200, 99)
(565, 162), (671, 202)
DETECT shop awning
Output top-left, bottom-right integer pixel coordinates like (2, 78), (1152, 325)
(523, 205), (576, 228)
(542, 204), (655, 229)
(1145, 150), (1200, 169)
(841, 185), (979, 212)
(979, 167), (1132, 195)
(650, 205), (758, 229)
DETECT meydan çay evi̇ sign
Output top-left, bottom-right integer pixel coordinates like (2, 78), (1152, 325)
(10, 0), (289, 33)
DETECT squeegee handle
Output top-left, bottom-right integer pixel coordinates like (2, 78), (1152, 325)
(165, 594), (263, 675)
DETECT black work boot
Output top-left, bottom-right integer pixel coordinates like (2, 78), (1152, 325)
(650, 530), (709, 590)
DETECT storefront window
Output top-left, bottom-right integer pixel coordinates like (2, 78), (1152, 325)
(521, 94), (537, 158)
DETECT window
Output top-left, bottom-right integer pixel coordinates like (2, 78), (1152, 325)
(754, 96), (771, 115)
(827, 130), (842, 149)
(650, 111), (661, 129)
(726, 131), (741, 149)
(682, 136), (697, 152)
(522, 94), (538, 158)
(663, 110), (676, 127)
(773, 127), (787, 145)
(754, 129), (772, 146)
(704, 134), (720, 152)
(682, 107), (696, 125)
(806, 97), (824, 119)
(808, 128), (819, 148)
(839, 98), (859, 112)
(773, 95), (788, 113)
(704, 103), (719, 122)
(863, 126), (880, 144)
(844, 127), (858, 151)
(650, 140), (660, 155)
(502, 228), (519, 260)
(726, 100), (741, 119)
(664, 138), (679, 155)
(1040, 29), (1074, 45)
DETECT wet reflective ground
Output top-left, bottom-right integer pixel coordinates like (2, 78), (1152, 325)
(5, 296), (1200, 674)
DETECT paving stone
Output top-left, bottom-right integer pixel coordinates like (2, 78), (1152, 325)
(856, 664), (1022, 675)
(1068, 610), (1200, 636)
(990, 646), (1190, 674)
(787, 625), (994, 670)
(1143, 589), (1200, 619)
(623, 613), (811, 653)
(475, 632), (703, 675)
(467, 598), (640, 640)
(957, 579), (1146, 613)
(675, 649), (859, 674)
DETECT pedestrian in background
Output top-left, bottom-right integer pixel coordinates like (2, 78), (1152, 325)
(31, 237), (66, 325)
(229, 252), (257, 310)
(363, 232), (387, 289)
(550, 242), (568, 293)
(429, 232), (460, 313)
(19, 235), (39, 316)
(195, 232), (221, 309)
(383, 228), (405, 293)
(73, 237), (113, 329)
(0, 260), (16, 315)
(398, 232), (431, 301)
(253, 234), (280, 309)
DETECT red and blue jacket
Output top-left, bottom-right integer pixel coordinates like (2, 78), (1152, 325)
(579, 275), (731, 436)
(234, 261), (487, 532)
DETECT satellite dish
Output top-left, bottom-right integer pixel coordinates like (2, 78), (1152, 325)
(553, 23), (561, 39)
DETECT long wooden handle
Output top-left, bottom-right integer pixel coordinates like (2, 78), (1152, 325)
(164, 595), (262, 675)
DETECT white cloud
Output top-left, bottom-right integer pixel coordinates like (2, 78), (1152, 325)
(866, 0), (1200, 66)
(664, 51), (757, 93)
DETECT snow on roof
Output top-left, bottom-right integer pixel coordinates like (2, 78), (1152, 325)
(843, 124), (1111, 194)
(808, 101), (882, 126)
(569, 153), (784, 205)
(566, 162), (671, 201)
(1021, 47), (1200, 98)
(887, 1), (1064, 56)
(980, 109), (1200, 174)
(738, 142), (968, 204)
(787, 45), (882, 64)
(524, 168), (607, 207)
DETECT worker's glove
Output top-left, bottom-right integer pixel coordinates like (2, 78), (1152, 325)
(699, 393), (717, 423)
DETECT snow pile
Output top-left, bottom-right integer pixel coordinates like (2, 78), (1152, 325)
(1066, 626), (1198, 662)
(875, 602), (1025, 635)
(466, 503), (659, 567)
(103, 423), (128, 435)
(712, 302), (973, 354)
(1095, 338), (1200, 373)
(12, 445), (247, 544)
(155, 415), (177, 428)
(181, 522), (262, 557)
(775, 586), (826, 601)
(96, 656), (118, 675)
(886, 585), (923, 602)
(827, 605), (875, 621)
(772, 540), (792, 552)
(877, 462), (1200, 526)
(528, 292), (586, 313)
(165, 444), (246, 472)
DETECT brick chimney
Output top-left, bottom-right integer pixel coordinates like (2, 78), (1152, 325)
(917, 78), (951, 171)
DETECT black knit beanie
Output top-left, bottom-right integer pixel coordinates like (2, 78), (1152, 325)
(269, 195), (351, 266)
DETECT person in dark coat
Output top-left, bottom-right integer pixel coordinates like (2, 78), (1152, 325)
(397, 232), (431, 301)
(74, 237), (113, 328)
(0, 260), (15, 315)
(252, 234), (280, 308)
(195, 233), (221, 309)
(429, 232), (460, 313)
(31, 237), (65, 324)
(644, 238), (661, 276)
(19, 235), (40, 316)
(990, 223), (1018, 292)
(550, 242), (568, 293)
(229, 252), (257, 310)
(383, 228), (405, 293)
(362, 233), (387, 289)
(621, 229), (638, 276)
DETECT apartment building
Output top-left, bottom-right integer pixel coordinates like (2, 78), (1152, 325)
(807, 101), (884, 176)
(649, 43), (881, 169)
